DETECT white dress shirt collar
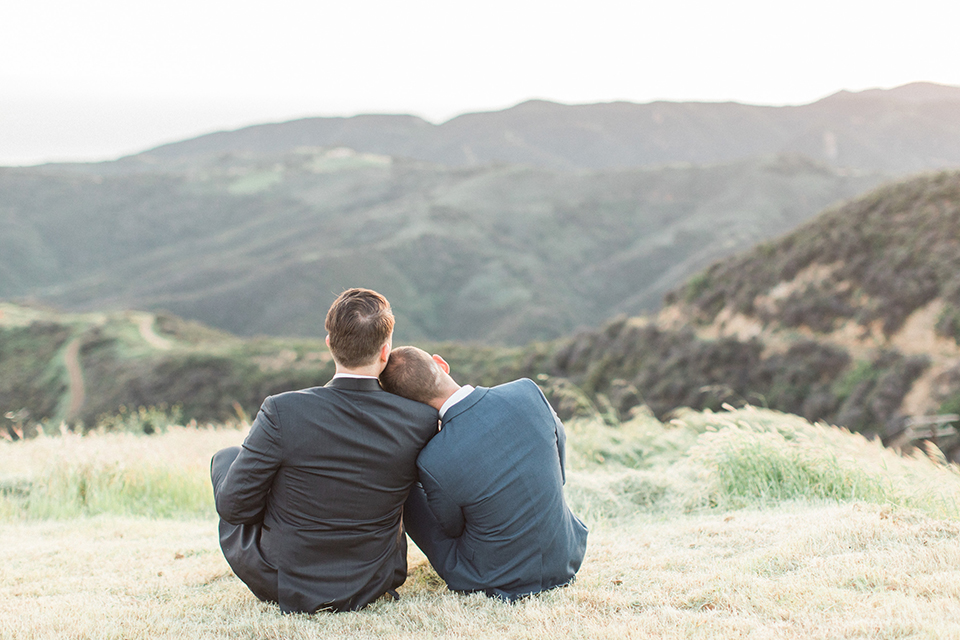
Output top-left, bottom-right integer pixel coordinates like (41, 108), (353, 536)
(439, 385), (475, 419)
(332, 372), (379, 380)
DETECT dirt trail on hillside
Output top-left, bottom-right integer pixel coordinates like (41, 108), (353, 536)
(138, 315), (173, 350)
(64, 338), (85, 420)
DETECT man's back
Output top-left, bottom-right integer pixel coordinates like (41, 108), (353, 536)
(412, 378), (588, 600)
(215, 377), (439, 612)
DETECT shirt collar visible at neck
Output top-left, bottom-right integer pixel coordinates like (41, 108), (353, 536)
(333, 372), (379, 380)
(439, 385), (475, 419)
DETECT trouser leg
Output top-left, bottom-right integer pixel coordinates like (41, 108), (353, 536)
(210, 446), (278, 603)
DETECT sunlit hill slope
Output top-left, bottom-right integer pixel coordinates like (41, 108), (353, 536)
(540, 171), (960, 459)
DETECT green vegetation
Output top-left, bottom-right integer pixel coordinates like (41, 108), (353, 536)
(7, 171), (960, 445)
(671, 171), (960, 337)
(0, 303), (936, 445)
(537, 316), (928, 440)
(4, 407), (958, 522)
(2, 459), (212, 520)
(0, 151), (883, 345)
(680, 409), (960, 517)
(0, 424), (235, 520)
(0, 321), (71, 432)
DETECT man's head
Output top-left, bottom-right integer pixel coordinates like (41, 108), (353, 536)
(381, 346), (457, 408)
(324, 288), (394, 369)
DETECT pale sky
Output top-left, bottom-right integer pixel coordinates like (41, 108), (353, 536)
(2, 0), (959, 166)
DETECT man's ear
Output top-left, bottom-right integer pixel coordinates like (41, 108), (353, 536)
(432, 354), (450, 374)
(379, 341), (391, 363)
(325, 335), (331, 348)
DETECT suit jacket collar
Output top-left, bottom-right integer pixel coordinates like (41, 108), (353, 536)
(441, 386), (488, 426)
(325, 377), (383, 392)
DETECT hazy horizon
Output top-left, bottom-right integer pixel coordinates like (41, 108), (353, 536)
(4, 0), (960, 166)
(6, 81), (959, 168)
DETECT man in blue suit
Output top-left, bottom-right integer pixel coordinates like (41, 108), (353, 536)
(380, 346), (588, 601)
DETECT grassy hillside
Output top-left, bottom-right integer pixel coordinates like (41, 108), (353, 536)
(0, 303), (331, 431)
(0, 152), (882, 344)
(673, 171), (960, 337)
(0, 302), (523, 432)
(2, 408), (959, 638)
(540, 317), (929, 436)
(7, 171), (960, 447)
(530, 171), (960, 459)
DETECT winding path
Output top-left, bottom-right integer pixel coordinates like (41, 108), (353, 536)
(138, 315), (173, 350)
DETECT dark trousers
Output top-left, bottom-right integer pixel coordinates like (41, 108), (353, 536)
(211, 446), (279, 603)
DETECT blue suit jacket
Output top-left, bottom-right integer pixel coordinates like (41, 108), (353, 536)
(410, 378), (588, 600)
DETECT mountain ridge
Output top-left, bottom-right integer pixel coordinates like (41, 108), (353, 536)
(118, 82), (960, 174)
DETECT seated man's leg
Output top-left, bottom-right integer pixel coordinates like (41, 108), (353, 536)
(211, 446), (278, 603)
(403, 483), (459, 581)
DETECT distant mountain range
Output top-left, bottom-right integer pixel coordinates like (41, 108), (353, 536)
(127, 82), (960, 174)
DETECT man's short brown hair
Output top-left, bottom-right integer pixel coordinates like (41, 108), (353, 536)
(324, 288), (394, 368)
(380, 346), (443, 405)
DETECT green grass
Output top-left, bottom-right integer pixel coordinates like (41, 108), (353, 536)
(2, 461), (213, 520)
(678, 407), (960, 518)
(4, 406), (959, 523)
(0, 424), (236, 520)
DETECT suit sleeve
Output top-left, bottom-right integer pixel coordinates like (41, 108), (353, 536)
(531, 379), (568, 485)
(418, 465), (466, 538)
(215, 396), (283, 524)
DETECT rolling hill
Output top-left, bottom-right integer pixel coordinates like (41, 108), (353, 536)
(535, 170), (960, 459)
(0, 301), (516, 432)
(6, 83), (958, 346)
(0, 151), (881, 344)
(6, 169), (960, 460)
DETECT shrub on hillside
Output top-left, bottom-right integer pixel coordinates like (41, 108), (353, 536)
(542, 316), (928, 438)
(832, 352), (930, 436)
(672, 171), (960, 338)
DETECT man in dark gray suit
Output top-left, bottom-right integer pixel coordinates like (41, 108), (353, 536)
(379, 346), (588, 601)
(210, 289), (439, 613)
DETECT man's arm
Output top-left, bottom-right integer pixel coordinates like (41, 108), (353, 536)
(530, 379), (567, 484)
(417, 465), (465, 538)
(215, 396), (283, 524)
(553, 408), (568, 485)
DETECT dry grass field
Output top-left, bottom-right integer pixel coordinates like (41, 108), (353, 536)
(2, 408), (960, 639)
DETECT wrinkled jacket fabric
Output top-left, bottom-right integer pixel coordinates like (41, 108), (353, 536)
(214, 377), (439, 613)
(406, 378), (588, 600)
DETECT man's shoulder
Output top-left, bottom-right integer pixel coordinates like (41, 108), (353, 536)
(265, 386), (325, 404)
(270, 384), (434, 413)
(497, 377), (539, 391)
(489, 378), (543, 401)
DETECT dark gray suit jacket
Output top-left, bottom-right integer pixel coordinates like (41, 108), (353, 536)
(406, 378), (588, 600)
(213, 377), (439, 613)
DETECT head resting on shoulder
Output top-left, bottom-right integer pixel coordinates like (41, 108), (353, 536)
(380, 346), (459, 409)
(324, 288), (394, 370)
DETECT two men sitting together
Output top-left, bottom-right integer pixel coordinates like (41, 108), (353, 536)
(211, 288), (587, 613)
